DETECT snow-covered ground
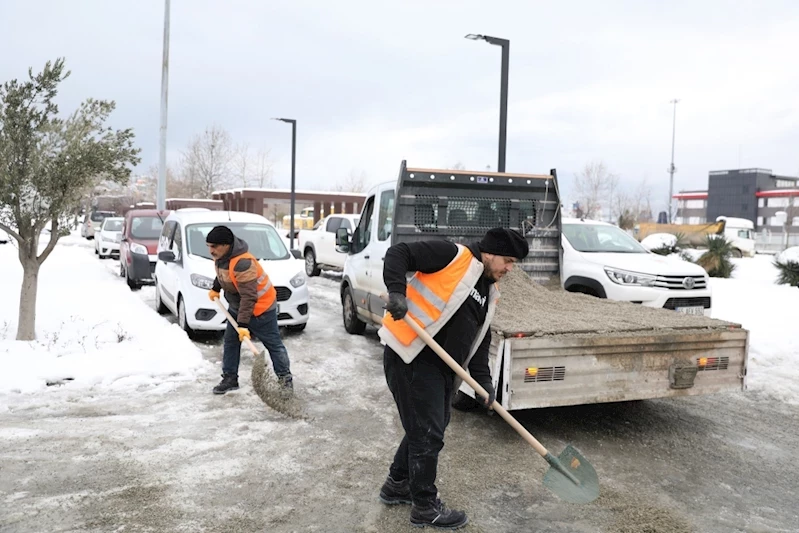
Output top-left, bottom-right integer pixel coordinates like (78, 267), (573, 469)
(0, 231), (210, 394)
(711, 254), (799, 404)
(1, 234), (797, 403)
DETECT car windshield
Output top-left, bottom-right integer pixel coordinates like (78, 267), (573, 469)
(91, 211), (113, 222)
(103, 220), (123, 231)
(130, 216), (164, 240)
(562, 223), (648, 253)
(185, 223), (289, 260)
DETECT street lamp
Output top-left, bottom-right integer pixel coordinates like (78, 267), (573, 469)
(272, 117), (297, 249)
(156, 0), (171, 211)
(465, 33), (510, 173)
(667, 98), (680, 223)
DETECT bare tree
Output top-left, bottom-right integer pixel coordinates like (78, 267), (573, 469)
(254, 147), (274, 188)
(233, 142), (251, 188)
(332, 169), (367, 193)
(180, 125), (233, 198)
(144, 164), (185, 200)
(613, 179), (654, 229)
(573, 161), (617, 220)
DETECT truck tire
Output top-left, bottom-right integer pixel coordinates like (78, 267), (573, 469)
(452, 391), (480, 411)
(731, 248), (743, 258)
(342, 288), (366, 334)
(304, 249), (321, 277)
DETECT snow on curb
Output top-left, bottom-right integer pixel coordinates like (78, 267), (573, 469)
(0, 237), (210, 394)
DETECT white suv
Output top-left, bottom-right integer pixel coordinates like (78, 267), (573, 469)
(154, 209), (310, 336)
(561, 218), (712, 316)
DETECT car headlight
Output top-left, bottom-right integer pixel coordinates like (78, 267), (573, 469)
(130, 243), (148, 255)
(190, 273), (215, 290)
(604, 267), (656, 287)
(289, 271), (306, 288)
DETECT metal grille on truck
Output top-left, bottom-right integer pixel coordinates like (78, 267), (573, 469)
(697, 356), (729, 371)
(663, 297), (711, 309)
(524, 366), (566, 383)
(414, 195), (516, 234)
(275, 286), (291, 302)
(654, 275), (707, 290)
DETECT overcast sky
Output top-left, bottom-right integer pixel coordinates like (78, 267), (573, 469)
(2, 0), (798, 212)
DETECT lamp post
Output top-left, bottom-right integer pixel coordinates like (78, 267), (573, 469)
(272, 118), (297, 249)
(465, 33), (509, 173)
(156, 0), (170, 211)
(668, 98), (680, 223)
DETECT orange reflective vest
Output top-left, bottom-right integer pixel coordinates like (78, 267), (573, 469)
(378, 244), (500, 373)
(229, 252), (277, 316)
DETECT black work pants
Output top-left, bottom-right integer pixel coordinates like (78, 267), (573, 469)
(383, 346), (454, 507)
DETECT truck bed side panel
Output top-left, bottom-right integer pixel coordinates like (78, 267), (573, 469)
(504, 329), (748, 409)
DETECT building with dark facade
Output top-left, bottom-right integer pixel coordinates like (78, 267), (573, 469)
(674, 168), (799, 233)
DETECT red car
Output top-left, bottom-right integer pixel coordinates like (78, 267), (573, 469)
(119, 209), (169, 290)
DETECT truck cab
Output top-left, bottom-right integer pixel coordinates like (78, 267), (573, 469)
(717, 216), (756, 257)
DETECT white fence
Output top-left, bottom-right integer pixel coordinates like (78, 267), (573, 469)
(755, 230), (799, 254)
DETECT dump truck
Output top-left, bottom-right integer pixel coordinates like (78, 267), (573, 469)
(634, 217), (755, 257)
(334, 162), (749, 411)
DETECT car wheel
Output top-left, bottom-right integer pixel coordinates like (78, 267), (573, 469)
(178, 296), (196, 338)
(126, 268), (140, 291)
(154, 283), (169, 315)
(304, 249), (321, 277)
(342, 288), (366, 334)
(119, 262), (125, 278)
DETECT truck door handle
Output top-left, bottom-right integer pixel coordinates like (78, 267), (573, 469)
(364, 255), (370, 259)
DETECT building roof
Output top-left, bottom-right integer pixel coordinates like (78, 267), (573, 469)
(756, 189), (799, 198)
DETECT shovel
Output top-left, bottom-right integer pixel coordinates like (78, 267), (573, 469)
(212, 298), (305, 419)
(381, 294), (599, 504)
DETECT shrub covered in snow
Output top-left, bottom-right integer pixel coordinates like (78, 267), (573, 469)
(774, 246), (799, 287)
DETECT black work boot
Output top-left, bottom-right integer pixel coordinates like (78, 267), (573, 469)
(378, 476), (411, 505)
(410, 498), (468, 529)
(278, 374), (294, 392)
(213, 373), (239, 395)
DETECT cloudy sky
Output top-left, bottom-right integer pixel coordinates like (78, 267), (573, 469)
(2, 0), (798, 211)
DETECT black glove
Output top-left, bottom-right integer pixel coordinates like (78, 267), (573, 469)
(384, 292), (408, 320)
(478, 382), (496, 409)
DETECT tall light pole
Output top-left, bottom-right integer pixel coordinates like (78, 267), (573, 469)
(465, 33), (509, 173)
(272, 118), (297, 249)
(156, 0), (171, 211)
(668, 98), (679, 223)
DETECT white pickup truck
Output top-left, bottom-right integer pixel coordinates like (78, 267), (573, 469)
(298, 213), (360, 276)
(333, 161), (749, 411)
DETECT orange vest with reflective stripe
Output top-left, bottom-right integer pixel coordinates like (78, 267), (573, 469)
(379, 244), (500, 366)
(229, 252), (277, 316)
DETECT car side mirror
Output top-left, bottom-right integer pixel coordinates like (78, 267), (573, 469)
(158, 250), (176, 263)
(290, 249), (302, 260)
(335, 227), (350, 253)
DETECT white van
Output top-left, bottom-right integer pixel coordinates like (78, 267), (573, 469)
(154, 209), (310, 336)
(716, 216), (756, 257)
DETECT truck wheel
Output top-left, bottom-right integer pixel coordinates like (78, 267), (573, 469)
(452, 391), (480, 411)
(342, 288), (366, 334)
(731, 248), (743, 258)
(304, 249), (321, 277)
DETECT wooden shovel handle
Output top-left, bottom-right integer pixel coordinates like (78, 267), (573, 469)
(213, 298), (261, 356)
(381, 293), (550, 458)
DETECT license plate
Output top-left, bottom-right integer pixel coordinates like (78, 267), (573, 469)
(676, 306), (704, 316)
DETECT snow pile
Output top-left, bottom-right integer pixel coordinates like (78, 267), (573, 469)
(640, 233), (677, 251)
(0, 234), (210, 394)
(711, 256), (799, 404)
(775, 246), (799, 265)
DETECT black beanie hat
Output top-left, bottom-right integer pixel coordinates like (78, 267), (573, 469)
(205, 225), (235, 245)
(479, 227), (529, 259)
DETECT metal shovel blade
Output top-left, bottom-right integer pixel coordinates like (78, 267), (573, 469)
(542, 444), (600, 504)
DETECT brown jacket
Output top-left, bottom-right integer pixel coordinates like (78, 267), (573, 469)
(211, 237), (274, 326)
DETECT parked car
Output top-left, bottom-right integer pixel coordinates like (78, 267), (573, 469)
(154, 208), (309, 336)
(94, 217), (124, 259)
(298, 213), (360, 276)
(80, 210), (115, 239)
(119, 209), (169, 290)
(561, 217), (713, 316)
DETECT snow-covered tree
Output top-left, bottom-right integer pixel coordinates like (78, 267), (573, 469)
(0, 59), (141, 340)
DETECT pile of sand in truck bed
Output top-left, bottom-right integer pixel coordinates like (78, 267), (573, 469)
(492, 267), (737, 337)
